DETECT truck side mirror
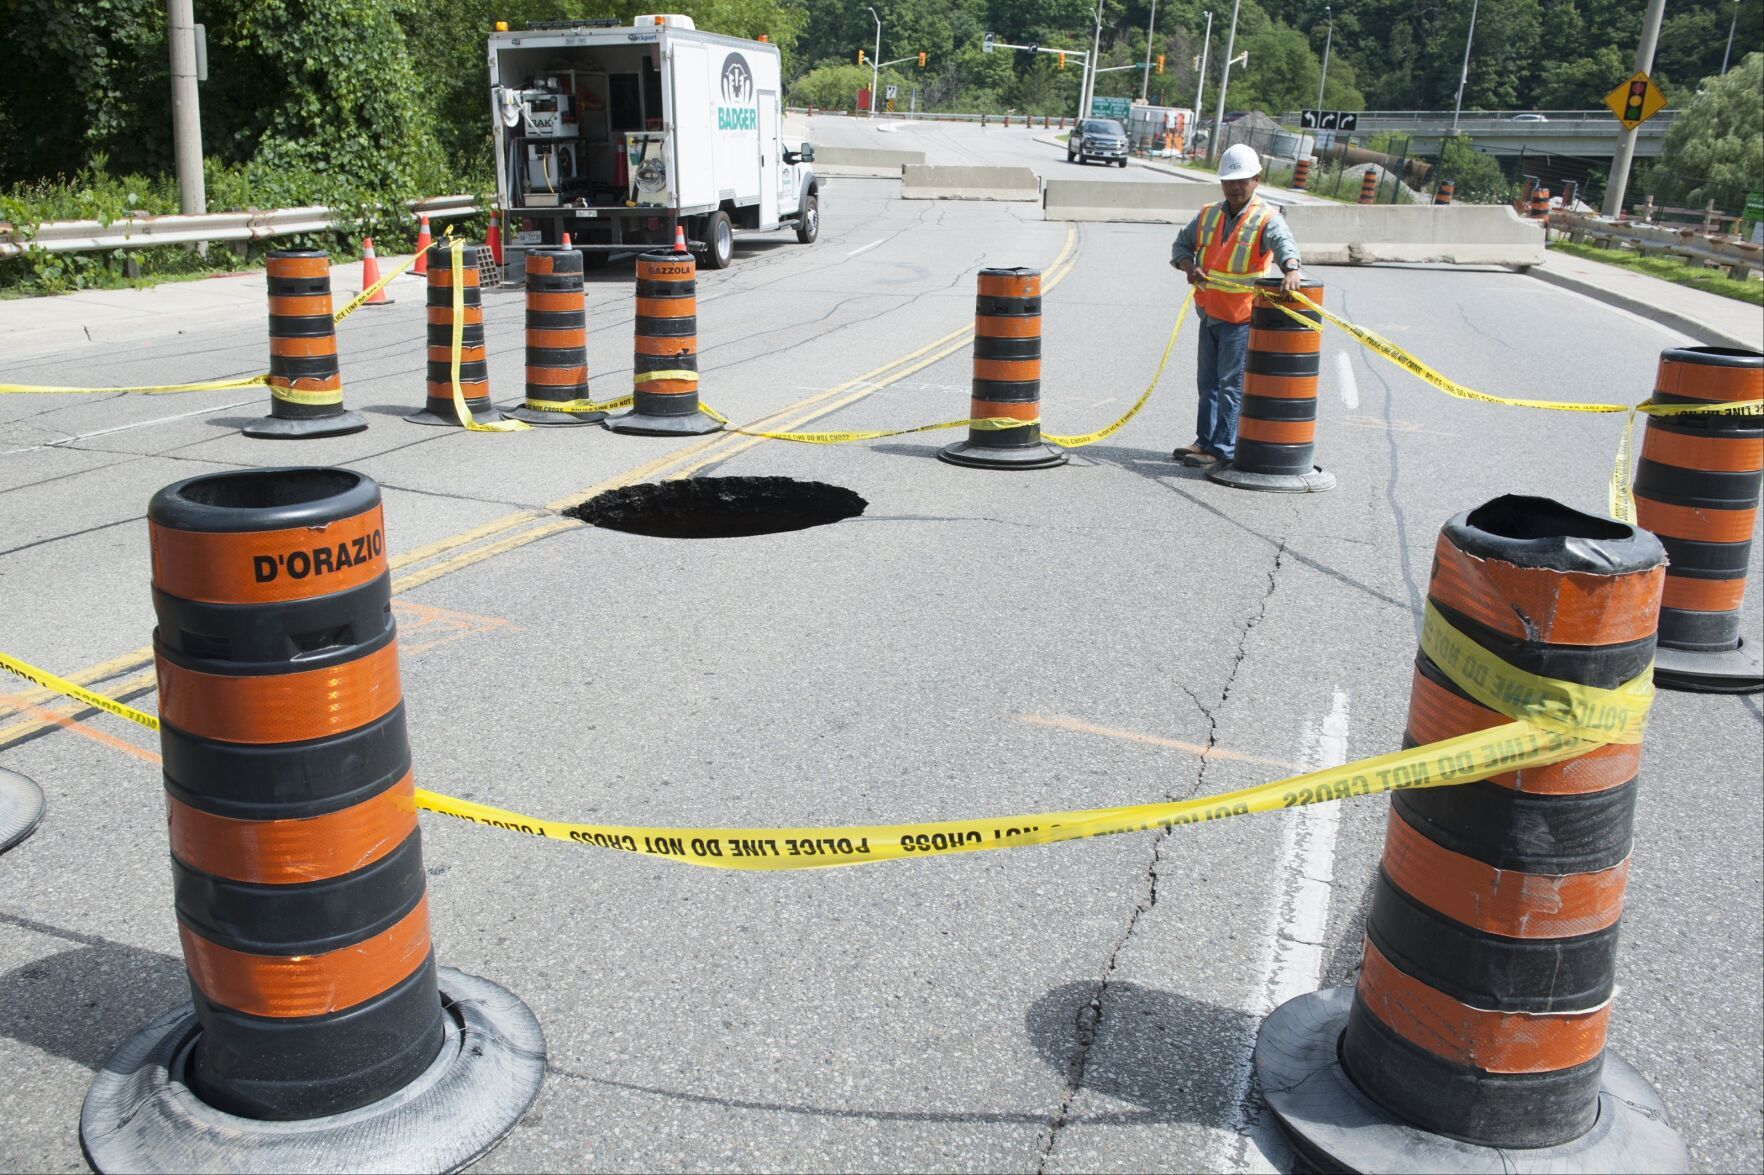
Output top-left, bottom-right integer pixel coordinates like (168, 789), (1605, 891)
(788, 143), (814, 164)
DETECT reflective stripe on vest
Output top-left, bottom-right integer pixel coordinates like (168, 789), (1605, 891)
(1199, 200), (1272, 283)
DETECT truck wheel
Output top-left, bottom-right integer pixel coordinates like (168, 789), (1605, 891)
(795, 194), (819, 244)
(703, 211), (734, 270)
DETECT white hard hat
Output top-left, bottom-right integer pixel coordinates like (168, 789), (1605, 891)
(1218, 144), (1262, 181)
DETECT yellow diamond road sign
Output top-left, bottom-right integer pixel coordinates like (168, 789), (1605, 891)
(1605, 71), (1667, 131)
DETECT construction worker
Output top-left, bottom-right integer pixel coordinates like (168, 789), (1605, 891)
(1169, 143), (1305, 467)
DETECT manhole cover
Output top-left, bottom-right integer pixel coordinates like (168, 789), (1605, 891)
(568, 477), (867, 539)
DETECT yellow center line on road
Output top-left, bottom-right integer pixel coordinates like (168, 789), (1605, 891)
(0, 225), (1082, 745)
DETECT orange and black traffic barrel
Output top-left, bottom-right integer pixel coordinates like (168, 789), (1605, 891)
(407, 243), (506, 427)
(604, 249), (721, 435)
(1254, 495), (1688, 1172)
(1210, 277), (1335, 493)
(1291, 158), (1311, 191)
(1434, 179), (1455, 205)
(80, 467), (543, 1172)
(1634, 346), (1764, 691)
(1357, 170), (1377, 204)
(938, 267), (1065, 469)
(243, 250), (366, 440)
(509, 246), (603, 425)
(1531, 185), (1552, 220)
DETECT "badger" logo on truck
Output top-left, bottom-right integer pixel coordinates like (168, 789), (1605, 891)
(717, 53), (757, 131)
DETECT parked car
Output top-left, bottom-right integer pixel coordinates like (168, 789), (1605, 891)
(1510, 113), (1550, 122)
(1069, 118), (1129, 167)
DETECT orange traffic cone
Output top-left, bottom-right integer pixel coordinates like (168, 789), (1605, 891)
(488, 208), (504, 270)
(359, 237), (394, 306)
(410, 215), (432, 277)
(672, 224), (688, 253)
(562, 232), (572, 248)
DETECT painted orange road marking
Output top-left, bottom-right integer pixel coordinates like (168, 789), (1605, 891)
(0, 691), (161, 764)
(1018, 713), (1301, 771)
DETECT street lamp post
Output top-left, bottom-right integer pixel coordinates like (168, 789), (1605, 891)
(1082, 0), (1104, 120)
(167, 0), (205, 218)
(867, 6), (881, 116)
(1451, 0), (1479, 133)
(1316, 6), (1333, 111)
(1211, 0), (1241, 160)
(1721, 0), (1738, 74)
(1194, 11), (1212, 128)
(1142, 0), (1159, 102)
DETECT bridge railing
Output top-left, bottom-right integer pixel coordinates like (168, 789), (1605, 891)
(1282, 109), (1678, 133)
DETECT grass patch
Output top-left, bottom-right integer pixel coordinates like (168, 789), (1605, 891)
(1548, 239), (1763, 306)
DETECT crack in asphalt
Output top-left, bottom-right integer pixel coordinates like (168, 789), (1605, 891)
(1035, 539), (1287, 1173)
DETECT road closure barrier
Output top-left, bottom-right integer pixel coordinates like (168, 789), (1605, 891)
(79, 466), (543, 1174)
(1210, 278), (1335, 494)
(1634, 346), (1764, 692)
(1256, 494), (1689, 1173)
(939, 267), (1065, 469)
(407, 239), (524, 431)
(606, 245), (721, 435)
(508, 246), (608, 425)
(243, 249), (367, 440)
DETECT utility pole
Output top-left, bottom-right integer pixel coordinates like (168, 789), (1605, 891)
(1316, 5), (1333, 111)
(1212, 0), (1240, 160)
(1451, 0), (1479, 133)
(867, 6), (882, 116)
(1082, 0), (1104, 120)
(1721, 0), (1738, 74)
(1602, 0), (1668, 217)
(166, 0), (205, 217)
(1194, 11), (1212, 126)
(1141, 0), (1158, 102)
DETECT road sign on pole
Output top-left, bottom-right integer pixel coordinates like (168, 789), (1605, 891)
(1604, 71), (1667, 131)
(885, 84), (898, 100)
(1090, 95), (1131, 120)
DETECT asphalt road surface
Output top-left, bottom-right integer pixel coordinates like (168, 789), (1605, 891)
(1, 149), (1759, 1174)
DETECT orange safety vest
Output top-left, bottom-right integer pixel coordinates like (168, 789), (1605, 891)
(1193, 199), (1275, 324)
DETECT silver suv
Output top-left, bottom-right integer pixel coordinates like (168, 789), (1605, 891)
(1069, 118), (1129, 167)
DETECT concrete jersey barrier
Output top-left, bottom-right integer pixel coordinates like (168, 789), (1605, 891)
(901, 165), (1041, 202)
(1282, 204), (1545, 266)
(1043, 180), (1211, 223)
(812, 146), (927, 177)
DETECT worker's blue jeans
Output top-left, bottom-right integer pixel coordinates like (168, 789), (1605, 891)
(1194, 311), (1249, 461)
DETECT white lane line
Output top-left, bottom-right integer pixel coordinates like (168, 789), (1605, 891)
(844, 238), (887, 259)
(1219, 687), (1350, 1175)
(1334, 351), (1359, 410)
(2, 395), (267, 455)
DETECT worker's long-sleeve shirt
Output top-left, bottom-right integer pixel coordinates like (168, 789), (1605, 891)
(1170, 201), (1301, 272)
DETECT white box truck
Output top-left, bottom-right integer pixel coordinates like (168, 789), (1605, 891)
(488, 13), (818, 272)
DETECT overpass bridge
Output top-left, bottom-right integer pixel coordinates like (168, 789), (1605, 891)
(1282, 109), (1678, 158)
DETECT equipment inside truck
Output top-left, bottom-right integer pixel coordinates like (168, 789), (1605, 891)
(497, 45), (663, 211)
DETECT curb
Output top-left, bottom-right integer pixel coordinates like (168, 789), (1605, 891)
(1529, 264), (1760, 352)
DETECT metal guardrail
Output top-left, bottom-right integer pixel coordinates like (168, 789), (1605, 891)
(0, 195), (479, 259)
(1551, 209), (1763, 279)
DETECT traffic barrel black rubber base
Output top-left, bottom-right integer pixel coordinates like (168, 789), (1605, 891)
(80, 966), (545, 1174)
(241, 411), (369, 440)
(506, 404), (608, 426)
(405, 404), (510, 428)
(936, 439), (1068, 469)
(1254, 987), (1690, 1175)
(603, 409), (722, 436)
(0, 769), (45, 854)
(1653, 637), (1764, 694)
(1207, 464), (1337, 493)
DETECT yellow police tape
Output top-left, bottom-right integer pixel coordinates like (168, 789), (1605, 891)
(1209, 278), (1763, 525)
(0, 602), (1649, 871)
(633, 370), (699, 387)
(523, 395), (634, 414)
(0, 374), (270, 396)
(332, 246), (421, 325)
(447, 239), (528, 433)
(693, 291), (1195, 448)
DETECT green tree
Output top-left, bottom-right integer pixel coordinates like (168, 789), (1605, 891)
(1644, 51), (1764, 212)
(1436, 134), (1513, 202)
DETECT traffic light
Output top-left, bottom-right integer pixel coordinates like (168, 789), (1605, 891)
(857, 48), (866, 65)
(1623, 79), (1647, 122)
(918, 51), (927, 68)
(1058, 51), (1066, 70)
(1156, 54), (1165, 74)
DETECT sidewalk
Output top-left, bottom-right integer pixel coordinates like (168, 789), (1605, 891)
(1529, 247), (1762, 351)
(5, 253), (417, 363)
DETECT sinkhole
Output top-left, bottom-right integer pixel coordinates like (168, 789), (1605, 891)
(568, 476), (867, 539)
